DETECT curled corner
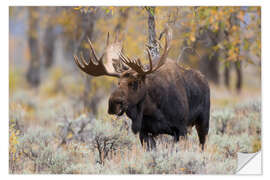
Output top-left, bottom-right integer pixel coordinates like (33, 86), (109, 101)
(236, 151), (262, 174)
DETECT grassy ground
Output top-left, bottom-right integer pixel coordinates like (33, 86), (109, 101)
(9, 66), (261, 174)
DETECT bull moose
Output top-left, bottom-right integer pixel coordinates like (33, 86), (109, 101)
(74, 30), (210, 150)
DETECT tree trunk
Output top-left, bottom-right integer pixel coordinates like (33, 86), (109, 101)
(114, 7), (131, 34)
(224, 64), (230, 88)
(43, 22), (56, 68)
(235, 61), (242, 93)
(146, 7), (159, 59)
(196, 28), (220, 85)
(232, 13), (242, 93)
(224, 12), (242, 92)
(77, 10), (101, 115)
(26, 7), (40, 87)
(199, 52), (220, 84)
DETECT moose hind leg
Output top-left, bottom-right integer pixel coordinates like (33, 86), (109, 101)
(171, 127), (180, 142)
(195, 115), (209, 150)
(149, 136), (156, 150)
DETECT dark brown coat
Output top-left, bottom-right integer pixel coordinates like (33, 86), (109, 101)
(108, 59), (210, 150)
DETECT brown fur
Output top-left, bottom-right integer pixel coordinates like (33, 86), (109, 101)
(108, 59), (210, 150)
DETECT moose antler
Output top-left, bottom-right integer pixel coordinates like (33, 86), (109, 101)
(74, 33), (121, 78)
(105, 32), (129, 73)
(119, 27), (171, 75)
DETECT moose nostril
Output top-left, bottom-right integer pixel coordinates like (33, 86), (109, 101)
(116, 100), (124, 107)
(108, 99), (122, 114)
(117, 101), (123, 105)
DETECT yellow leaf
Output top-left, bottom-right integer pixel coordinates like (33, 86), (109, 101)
(73, 6), (82, 10)
(190, 34), (195, 42)
(237, 11), (245, 22)
(15, 130), (20, 135)
(67, 132), (73, 139)
(232, 25), (238, 32)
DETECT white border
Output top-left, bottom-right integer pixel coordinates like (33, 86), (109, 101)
(8, 0), (263, 6)
(1, 0), (9, 176)
(2, 0), (270, 179)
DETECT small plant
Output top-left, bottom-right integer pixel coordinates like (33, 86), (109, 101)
(57, 113), (93, 144)
(211, 108), (235, 134)
(57, 114), (134, 165)
(35, 147), (70, 174)
(91, 119), (133, 165)
(252, 137), (261, 152)
(236, 99), (261, 113)
(9, 122), (21, 173)
(15, 127), (68, 173)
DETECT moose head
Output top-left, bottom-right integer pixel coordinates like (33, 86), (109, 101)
(74, 31), (171, 117)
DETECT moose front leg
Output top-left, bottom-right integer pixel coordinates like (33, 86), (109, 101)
(139, 132), (156, 150)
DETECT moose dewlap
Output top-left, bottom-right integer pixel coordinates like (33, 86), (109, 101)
(74, 29), (210, 150)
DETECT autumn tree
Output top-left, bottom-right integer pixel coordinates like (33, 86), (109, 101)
(26, 7), (40, 87)
(114, 7), (131, 34)
(73, 7), (101, 115)
(43, 8), (58, 68)
(180, 7), (260, 92)
(223, 12), (242, 92)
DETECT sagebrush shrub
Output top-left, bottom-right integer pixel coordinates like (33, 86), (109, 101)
(211, 108), (235, 134)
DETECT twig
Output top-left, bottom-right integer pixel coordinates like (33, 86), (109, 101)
(177, 47), (201, 63)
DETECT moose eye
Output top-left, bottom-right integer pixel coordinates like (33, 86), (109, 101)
(128, 81), (138, 91)
(115, 100), (122, 105)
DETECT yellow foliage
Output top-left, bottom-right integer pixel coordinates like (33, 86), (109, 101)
(189, 33), (196, 42)
(9, 68), (27, 94)
(67, 132), (73, 139)
(9, 122), (20, 161)
(180, 168), (186, 172)
(237, 10), (245, 22)
(9, 70), (15, 94)
(40, 67), (64, 97)
(73, 6), (82, 10)
(252, 138), (261, 152)
(57, 8), (78, 35)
